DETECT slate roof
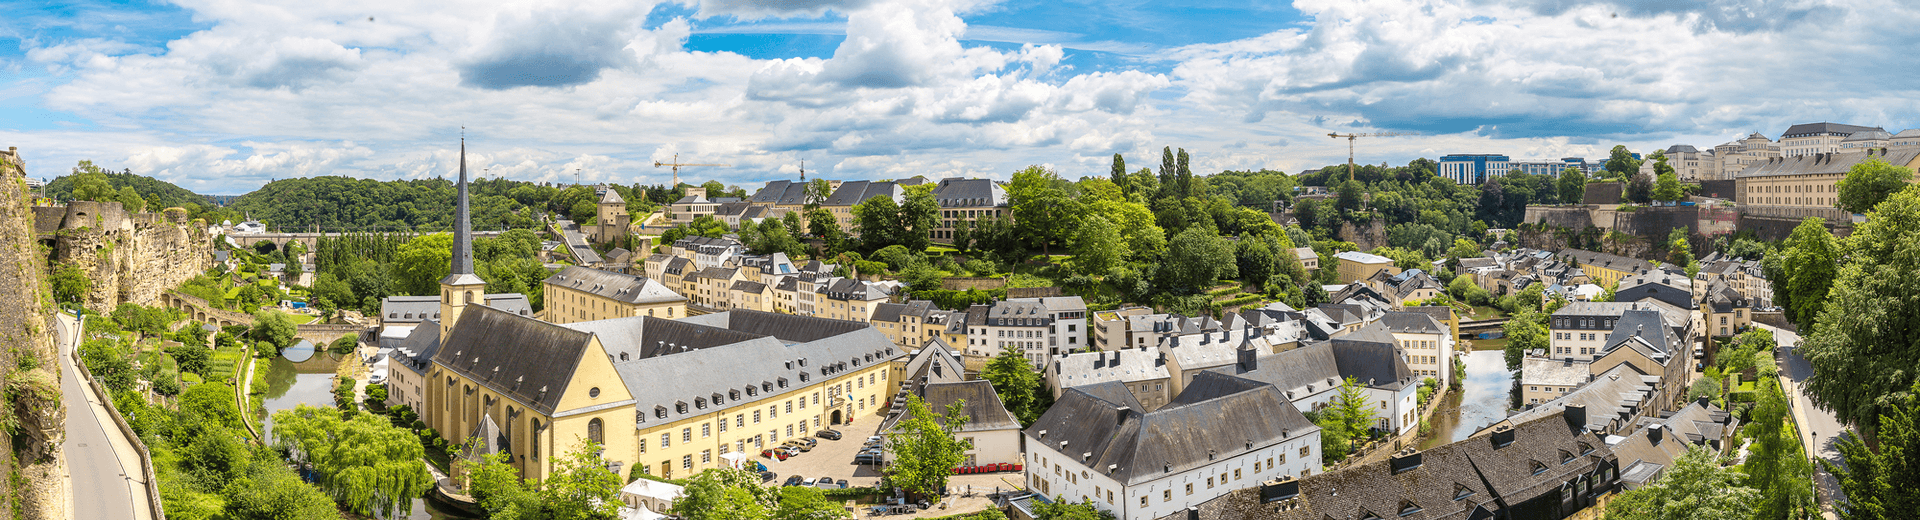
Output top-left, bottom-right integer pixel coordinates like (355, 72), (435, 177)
(1738, 149), (1920, 179)
(1052, 348), (1170, 389)
(390, 320), (442, 375)
(730, 280), (767, 294)
(1502, 364), (1658, 435)
(822, 278), (890, 301)
(1334, 251), (1392, 264)
(1171, 408), (1612, 520)
(433, 305), (597, 415)
(602, 310), (901, 426)
(871, 302), (907, 323)
(882, 380), (1022, 433)
(1379, 312), (1446, 334)
(1404, 306), (1454, 326)
(1559, 249), (1663, 276)
(1664, 144), (1699, 154)
(1521, 357), (1591, 387)
(823, 180), (905, 207)
(1328, 323), (1418, 390)
(1841, 129), (1893, 142)
(1781, 122), (1883, 138)
(600, 189), (625, 204)
(1610, 401), (1735, 489)
(1026, 372), (1318, 486)
(1072, 380), (1146, 412)
(543, 266), (687, 304)
(931, 178), (1007, 207)
(381, 294), (533, 323)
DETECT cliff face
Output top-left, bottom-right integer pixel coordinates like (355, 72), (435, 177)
(48, 202), (212, 312)
(0, 149), (67, 520)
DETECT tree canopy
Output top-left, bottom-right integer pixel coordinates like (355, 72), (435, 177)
(1836, 157), (1914, 214)
(1803, 185), (1920, 434)
(884, 394), (972, 500)
(1603, 445), (1758, 520)
(271, 405), (433, 518)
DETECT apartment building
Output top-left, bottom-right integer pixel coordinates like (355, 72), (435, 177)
(1521, 356), (1592, 406)
(1779, 122), (1885, 157)
(1379, 312), (1453, 389)
(1045, 347), (1174, 409)
(1696, 252), (1771, 308)
(1090, 306), (1152, 351)
(1559, 249), (1662, 288)
(1709, 132), (1783, 180)
(1438, 154), (1512, 185)
(817, 278), (892, 322)
(541, 266), (688, 324)
(1736, 148), (1920, 221)
(930, 178), (1009, 243)
(1640, 145), (1711, 182)
(822, 181), (905, 236)
(871, 300), (938, 348)
(1703, 280), (1753, 338)
(977, 297), (1089, 368)
(1024, 372), (1321, 520)
(1333, 251), (1398, 284)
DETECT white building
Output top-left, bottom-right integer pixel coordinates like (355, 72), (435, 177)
(977, 296), (1088, 368)
(1210, 327), (1424, 436)
(1024, 372), (1320, 520)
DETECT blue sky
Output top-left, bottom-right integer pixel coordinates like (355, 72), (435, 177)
(2, 0), (1917, 194)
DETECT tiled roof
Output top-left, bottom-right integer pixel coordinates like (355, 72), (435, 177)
(433, 305), (596, 415)
(1026, 372), (1318, 486)
(542, 266), (687, 304)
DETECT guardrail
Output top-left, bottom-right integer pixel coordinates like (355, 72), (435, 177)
(61, 313), (168, 520)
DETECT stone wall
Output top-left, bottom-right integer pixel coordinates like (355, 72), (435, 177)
(46, 202), (213, 312)
(1520, 205), (1598, 229)
(940, 277), (1006, 291)
(0, 148), (68, 520)
(1338, 219), (1387, 250)
(1583, 181), (1624, 204)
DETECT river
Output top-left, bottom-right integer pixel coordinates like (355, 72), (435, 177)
(1420, 350), (1516, 449)
(256, 350), (478, 520)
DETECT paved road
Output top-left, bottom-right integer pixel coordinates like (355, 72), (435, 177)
(55, 314), (151, 520)
(1761, 324), (1844, 518)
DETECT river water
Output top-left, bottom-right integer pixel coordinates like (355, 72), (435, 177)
(256, 351), (478, 520)
(1420, 350), (1516, 449)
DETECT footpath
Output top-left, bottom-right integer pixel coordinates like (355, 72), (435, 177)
(55, 313), (154, 520)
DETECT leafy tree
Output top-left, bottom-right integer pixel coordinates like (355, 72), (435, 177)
(980, 346), (1041, 425)
(50, 264), (91, 307)
(1161, 226), (1237, 291)
(466, 451), (543, 519)
(220, 453), (343, 520)
(1034, 497), (1115, 520)
(1803, 185), (1920, 434)
(1776, 217), (1837, 332)
(1824, 381), (1920, 520)
(1685, 377), (1720, 405)
(545, 440), (625, 520)
(1604, 145), (1642, 180)
(167, 343), (212, 376)
(688, 215), (729, 238)
(1502, 310), (1547, 370)
(1158, 147), (1177, 197)
(1653, 171), (1682, 202)
(116, 185), (148, 212)
(1746, 377), (1814, 520)
(1603, 446), (1758, 520)
(251, 310), (298, 356)
(391, 233), (454, 296)
(68, 161), (118, 202)
(180, 382), (242, 429)
(1311, 410), (1352, 462)
(807, 208), (845, 255)
(1088, 199), (1164, 262)
(1070, 215), (1125, 276)
(79, 339), (137, 394)
(271, 404), (433, 518)
(1110, 154), (1129, 196)
(1836, 157), (1914, 214)
(1236, 235), (1275, 286)
(1008, 166), (1077, 255)
(1557, 166), (1587, 204)
(884, 393), (972, 501)
(805, 178), (834, 208)
(774, 486), (851, 520)
(1336, 180), (1364, 214)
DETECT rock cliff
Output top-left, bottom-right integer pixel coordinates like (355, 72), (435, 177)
(43, 201), (213, 312)
(0, 147), (67, 520)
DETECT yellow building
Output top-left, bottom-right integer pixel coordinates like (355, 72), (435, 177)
(1560, 249), (1662, 289)
(542, 266), (688, 324)
(1703, 281), (1752, 338)
(688, 267), (746, 309)
(592, 189), (630, 245)
(1735, 148), (1920, 222)
(821, 181), (904, 237)
(818, 278), (890, 323)
(930, 178), (1008, 244)
(1333, 251), (1398, 284)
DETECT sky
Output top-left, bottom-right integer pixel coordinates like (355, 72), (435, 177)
(2, 0), (1917, 195)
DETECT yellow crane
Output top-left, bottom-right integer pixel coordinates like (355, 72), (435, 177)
(1327, 132), (1418, 182)
(652, 153), (731, 186)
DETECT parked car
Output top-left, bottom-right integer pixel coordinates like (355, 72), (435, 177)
(802, 478), (819, 487)
(865, 436), (883, 445)
(836, 479), (849, 488)
(816, 429), (843, 440)
(759, 471), (777, 482)
(784, 439), (814, 452)
(784, 475), (804, 487)
(794, 437), (818, 448)
(763, 449), (790, 461)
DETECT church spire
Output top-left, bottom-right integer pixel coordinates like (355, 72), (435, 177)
(450, 138), (474, 276)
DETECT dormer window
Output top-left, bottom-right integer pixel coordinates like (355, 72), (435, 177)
(730, 389), (741, 400)
(1452, 484), (1474, 501)
(695, 398), (707, 409)
(1531, 461), (1548, 475)
(800, 373), (810, 382)
(777, 378), (788, 388)
(712, 393), (724, 405)
(762, 382), (773, 392)
(1398, 501), (1421, 517)
(1560, 449), (1575, 464)
(746, 386), (758, 396)
(1579, 442), (1595, 456)
(675, 401), (688, 414)
(654, 406), (667, 419)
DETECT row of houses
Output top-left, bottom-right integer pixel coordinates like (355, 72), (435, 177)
(669, 176), (1010, 245)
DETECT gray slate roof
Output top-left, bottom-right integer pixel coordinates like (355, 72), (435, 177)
(543, 266), (687, 304)
(382, 294), (532, 323)
(823, 180), (905, 207)
(1781, 122), (1883, 138)
(882, 380), (1022, 434)
(1026, 372), (1318, 486)
(931, 178), (1007, 207)
(433, 305), (596, 415)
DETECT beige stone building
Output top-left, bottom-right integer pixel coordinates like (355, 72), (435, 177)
(1780, 122), (1885, 157)
(1736, 149), (1920, 221)
(929, 178), (1008, 244)
(542, 266), (689, 324)
(820, 181), (904, 237)
(1333, 251), (1397, 284)
(1090, 306), (1152, 351)
(1709, 133), (1783, 181)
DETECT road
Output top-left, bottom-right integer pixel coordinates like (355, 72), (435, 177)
(1760, 324), (1844, 518)
(55, 313), (151, 520)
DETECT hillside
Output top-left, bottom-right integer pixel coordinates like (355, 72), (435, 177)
(225, 176), (679, 231)
(45, 168), (208, 210)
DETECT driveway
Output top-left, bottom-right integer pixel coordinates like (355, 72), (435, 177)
(1760, 324), (1845, 518)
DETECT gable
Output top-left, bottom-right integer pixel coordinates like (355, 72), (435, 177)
(554, 336), (636, 414)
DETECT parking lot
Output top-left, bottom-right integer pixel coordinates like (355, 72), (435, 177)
(753, 412), (1029, 518)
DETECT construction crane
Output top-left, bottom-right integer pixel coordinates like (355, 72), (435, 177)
(1327, 132), (1418, 182)
(652, 153), (730, 186)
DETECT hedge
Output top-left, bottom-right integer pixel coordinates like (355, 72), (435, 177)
(1218, 295), (1263, 308)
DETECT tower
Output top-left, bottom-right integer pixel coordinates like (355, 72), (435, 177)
(440, 138), (488, 338)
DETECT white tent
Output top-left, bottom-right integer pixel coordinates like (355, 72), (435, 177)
(720, 451), (749, 469)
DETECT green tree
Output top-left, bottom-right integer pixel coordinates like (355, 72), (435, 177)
(1803, 185), (1920, 433)
(807, 208), (844, 255)
(544, 439), (624, 520)
(1603, 446), (1758, 520)
(1823, 381), (1920, 520)
(1777, 217), (1837, 332)
(1034, 497), (1116, 520)
(1626, 172), (1654, 204)
(50, 264), (91, 307)
(1330, 376), (1378, 442)
(167, 343), (212, 376)
(670, 467), (778, 520)
(180, 381), (242, 428)
(69, 160), (116, 201)
(251, 310), (298, 356)
(805, 178), (834, 208)
(1312, 411), (1352, 463)
(1836, 157), (1914, 214)
(221, 454), (343, 520)
(774, 486), (851, 520)
(1653, 171), (1682, 202)
(1088, 199), (1164, 262)
(980, 346), (1041, 425)
(391, 232), (454, 296)
(1110, 154), (1129, 196)
(466, 451), (542, 519)
(271, 405), (433, 518)
(1070, 215), (1125, 276)
(1236, 235), (1276, 286)
(116, 185), (148, 212)
(1746, 377), (1814, 520)
(1008, 166), (1077, 255)
(1161, 226), (1237, 291)
(884, 393), (972, 501)
(1557, 166), (1587, 204)
(1604, 145), (1642, 180)
(1502, 310), (1548, 370)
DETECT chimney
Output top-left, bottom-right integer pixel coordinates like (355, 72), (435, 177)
(1260, 476), (1300, 503)
(1490, 425), (1516, 449)
(1648, 424), (1664, 445)
(1115, 406), (1130, 425)
(1238, 346), (1258, 371)
(1389, 449), (1423, 474)
(1564, 404), (1587, 433)
(1696, 396), (1711, 408)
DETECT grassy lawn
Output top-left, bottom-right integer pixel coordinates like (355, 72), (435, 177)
(1463, 305), (1509, 320)
(288, 314), (317, 325)
(1468, 336), (1511, 352)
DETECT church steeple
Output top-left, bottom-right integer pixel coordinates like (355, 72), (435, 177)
(440, 137), (487, 338)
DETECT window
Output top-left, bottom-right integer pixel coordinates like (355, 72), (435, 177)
(736, 414), (745, 428)
(639, 439), (647, 454)
(1164, 490), (1172, 502)
(1300, 446), (1310, 457)
(1234, 469), (1242, 480)
(1141, 497), (1149, 507)
(718, 420), (727, 433)
(1186, 483), (1193, 495)
(1206, 478), (1214, 489)
(661, 433), (671, 448)
(702, 424), (711, 437)
(682, 428), (692, 443)
(754, 411), (761, 423)
(588, 418), (604, 445)
(682, 455), (692, 470)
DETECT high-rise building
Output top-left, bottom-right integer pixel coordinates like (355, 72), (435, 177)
(1437, 154), (1511, 184)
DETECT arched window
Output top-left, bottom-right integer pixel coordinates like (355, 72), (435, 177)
(465, 291), (474, 304)
(443, 289), (450, 304)
(588, 418), (604, 445)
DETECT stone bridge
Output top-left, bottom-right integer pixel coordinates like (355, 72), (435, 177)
(160, 291), (369, 345)
(229, 230), (505, 253)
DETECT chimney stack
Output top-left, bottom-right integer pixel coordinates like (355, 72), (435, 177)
(1564, 404), (1587, 433)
